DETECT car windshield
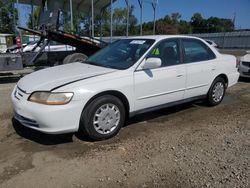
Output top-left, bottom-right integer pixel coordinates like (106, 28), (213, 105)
(85, 39), (155, 70)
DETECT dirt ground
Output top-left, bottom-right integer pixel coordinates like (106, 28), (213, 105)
(219, 49), (249, 57)
(0, 77), (249, 188)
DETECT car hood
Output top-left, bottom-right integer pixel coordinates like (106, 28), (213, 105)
(17, 62), (116, 93)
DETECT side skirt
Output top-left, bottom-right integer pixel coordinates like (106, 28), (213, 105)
(129, 95), (207, 117)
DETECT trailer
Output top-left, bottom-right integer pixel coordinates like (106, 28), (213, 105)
(0, 0), (159, 74)
(0, 0), (114, 73)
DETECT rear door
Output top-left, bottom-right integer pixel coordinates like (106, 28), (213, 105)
(181, 38), (217, 99)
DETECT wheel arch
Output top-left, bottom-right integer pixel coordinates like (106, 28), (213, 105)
(83, 90), (130, 118)
(215, 74), (229, 88)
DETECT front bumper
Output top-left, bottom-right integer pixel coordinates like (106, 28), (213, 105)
(11, 86), (84, 134)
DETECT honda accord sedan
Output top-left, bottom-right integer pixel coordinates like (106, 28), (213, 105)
(11, 36), (239, 140)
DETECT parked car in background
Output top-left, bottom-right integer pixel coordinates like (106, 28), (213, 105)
(205, 39), (219, 48)
(12, 36), (239, 141)
(2, 40), (75, 53)
(4, 43), (28, 53)
(239, 51), (250, 78)
(23, 40), (75, 52)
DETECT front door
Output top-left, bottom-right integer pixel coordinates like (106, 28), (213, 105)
(134, 39), (186, 111)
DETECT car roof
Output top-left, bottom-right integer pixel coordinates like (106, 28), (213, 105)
(127, 35), (203, 42)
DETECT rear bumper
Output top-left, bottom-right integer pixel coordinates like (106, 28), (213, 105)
(228, 72), (240, 87)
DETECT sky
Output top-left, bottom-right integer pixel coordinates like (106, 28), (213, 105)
(19, 0), (250, 29)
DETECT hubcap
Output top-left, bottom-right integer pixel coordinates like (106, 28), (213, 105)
(93, 103), (120, 135)
(212, 82), (224, 103)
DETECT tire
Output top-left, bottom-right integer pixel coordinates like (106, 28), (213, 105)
(63, 53), (87, 64)
(79, 95), (125, 141)
(207, 77), (226, 106)
(62, 54), (72, 64)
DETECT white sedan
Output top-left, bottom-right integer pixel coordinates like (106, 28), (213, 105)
(239, 51), (250, 78)
(22, 40), (75, 52)
(11, 35), (239, 140)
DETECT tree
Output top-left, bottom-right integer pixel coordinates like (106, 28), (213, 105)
(207, 17), (234, 32)
(138, 12), (235, 35)
(128, 6), (138, 35)
(155, 13), (181, 34)
(219, 18), (234, 32)
(0, 0), (18, 34)
(191, 12), (206, 33)
(179, 20), (192, 34)
(92, 5), (138, 36)
(27, 6), (41, 29)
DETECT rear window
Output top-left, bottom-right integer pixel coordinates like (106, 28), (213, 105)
(182, 39), (216, 63)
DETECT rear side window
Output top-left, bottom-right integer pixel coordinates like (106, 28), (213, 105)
(182, 39), (216, 63)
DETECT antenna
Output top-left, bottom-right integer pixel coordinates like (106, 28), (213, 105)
(232, 12), (236, 29)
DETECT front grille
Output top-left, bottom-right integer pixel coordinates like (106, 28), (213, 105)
(14, 86), (26, 101)
(242, 61), (250, 67)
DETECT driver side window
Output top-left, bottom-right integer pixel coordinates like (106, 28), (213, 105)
(148, 40), (181, 67)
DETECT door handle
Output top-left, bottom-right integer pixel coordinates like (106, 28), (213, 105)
(211, 68), (216, 71)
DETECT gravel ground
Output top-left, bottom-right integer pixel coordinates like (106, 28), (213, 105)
(0, 77), (249, 188)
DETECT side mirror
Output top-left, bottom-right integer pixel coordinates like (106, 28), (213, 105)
(141, 57), (162, 70)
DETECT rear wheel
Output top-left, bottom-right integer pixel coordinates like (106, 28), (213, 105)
(63, 53), (87, 64)
(207, 77), (226, 106)
(79, 95), (125, 141)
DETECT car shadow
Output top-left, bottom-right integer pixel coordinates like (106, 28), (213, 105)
(126, 102), (197, 126)
(12, 118), (75, 145)
(0, 76), (21, 84)
(239, 77), (250, 83)
(12, 100), (204, 145)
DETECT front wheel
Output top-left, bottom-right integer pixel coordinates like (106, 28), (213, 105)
(207, 77), (226, 106)
(79, 95), (125, 141)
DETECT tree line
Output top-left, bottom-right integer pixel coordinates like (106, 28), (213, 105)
(0, 1), (235, 36)
(141, 12), (234, 35)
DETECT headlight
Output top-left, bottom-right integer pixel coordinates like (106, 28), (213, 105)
(28, 91), (73, 105)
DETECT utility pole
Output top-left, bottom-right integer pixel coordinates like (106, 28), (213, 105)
(152, 0), (158, 35)
(232, 12), (236, 30)
(91, 0), (94, 38)
(70, 0), (73, 31)
(12, 0), (16, 34)
(16, 0), (23, 52)
(110, 0), (113, 43)
(125, 0), (129, 37)
(138, 0), (143, 36)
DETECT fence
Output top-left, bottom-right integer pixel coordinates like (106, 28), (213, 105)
(101, 31), (250, 49)
(190, 31), (250, 49)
